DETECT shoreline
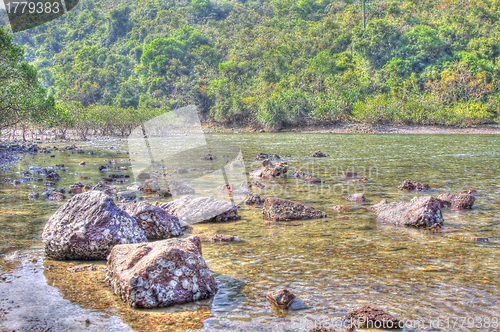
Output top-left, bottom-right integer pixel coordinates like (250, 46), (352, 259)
(1, 123), (500, 147)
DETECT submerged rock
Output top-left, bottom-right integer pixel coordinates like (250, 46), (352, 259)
(266, 289), (296, 309)
(370, 196), (444, 229)
(343, 306), (401, 330)
(201, 153), (217, 161)
(398, 179), (430, 191)
(255, 152), (281, 161)
(333, 205), (349, 212)
(346, 193), (366, 203)
(160, 195), (240, 226)
(124, 202), (183, 240)
(209, 234), (241, 243)
(227, 156), (245, 167)
(168, 180), (195, 196)
(106, 236), (218, 308)
(245, 193), (265, 205)
(250, 160), (288, 179)
(117, 191), (137, 203)
(289, 169), (310, 178)
(42, 191), (147, 260)
(263, 197), (327, 221)
(309, 150), (329, 158)
(341, 172), (358, 179)
(438, 192), (475, 210)
(28, 192), (40, 200)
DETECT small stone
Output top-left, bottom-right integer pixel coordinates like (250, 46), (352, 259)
(266, 289), (295, 309)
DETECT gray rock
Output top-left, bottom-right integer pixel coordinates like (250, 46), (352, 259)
(160, 195), (240, 226)
(370, 196), (444, 228)
(105, 236), (218, 308)
(117, 191), (137, 203)
(42, 191), (147, 260)
(263, 197), (327, 221)
(438, 193), (475, 210)
(168, 180), (195, 196)
(124, 202), (183, 240)
(28, 192), (40, 200)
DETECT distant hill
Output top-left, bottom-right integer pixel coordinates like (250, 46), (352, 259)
(3, 0), (500, 128)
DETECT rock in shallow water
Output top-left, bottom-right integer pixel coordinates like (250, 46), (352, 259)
(263, 197), (327, 221)
(160, 195), (240, 226)
(398, 179), (429, 191)
(42, 191), (147, 260)
(266, 289), (295, 309)
(370, 196), (444, 228)
(343, 306), (401, 329)
(105, 236), (218, 308)
(124, 202), (183, 240)
(438, 192), (475, 210)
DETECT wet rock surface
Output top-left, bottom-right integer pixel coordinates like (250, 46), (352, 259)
(117, 191), (137, 203)
(42, 191), (147, 260)
(105, 236), (218, 308)
(263, 197), (327, 221)
(343, 306), (401, 329)
(124, 202), (183, 240)
(244, 193), (265, 205)
(266, 289), (296, 309)
(341, 172), (358, 179)
(398, 179), (430, 191)
(250, 159), (289, 179)
(309, 150), (329, 158)
(438, 192), (475, 209)
(160, 195), (240, 226)
(255, 152), (281, 161)
(209, 234), (241, 243)
(370, 196), (444, 229)
(289, 169), (311, 178)
(346, 193), (366, 203)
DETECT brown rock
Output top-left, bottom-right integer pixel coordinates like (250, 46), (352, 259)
(346, 193), (365, 203)
(124, 202), (183, 240)
(255, 152), (281, 161)
(341, 172), (358, 179)
(263, 197), (327, 221)
(343, 306), (401, 329)
(438, 193), (475, 210)
(245, 193), (265, 205)
(42, 191), (147, 260)
(398, 179), (430, 191)
(289, 169), (310, 178)
(250, 160), (288, 179)
(105, 236), (218, 308)
(370, 196), (444, 229)
(48, 191), (66, 200)
(266, 289), (295, 309)
(333, 205), (350, 212)
(309, 150), (329, 158)
(209, 234), (241, 243)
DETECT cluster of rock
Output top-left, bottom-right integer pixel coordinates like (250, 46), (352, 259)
(398, 179), (430, 191)
(250, 159), (289, 179)
(41, 190), (226, 309)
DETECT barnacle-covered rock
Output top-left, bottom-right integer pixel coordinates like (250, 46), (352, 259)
(398, 179), (430, 191)
(309, 150), (329, 158)
(42, 191), (147, 260)
(343, 306), (401, 329)
(106, 236), (218, 308)
(245, 193), (265, 205)
(160, 195), (240, 226)
(263, 197), (327, 221)
(438, 192), (475, 210)
(370, 196), (444, 228)
(124, 202), (183, 240)
(346, 193), (366, 203)
(250, 159), (288, 179)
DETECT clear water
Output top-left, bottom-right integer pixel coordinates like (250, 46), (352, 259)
(0, 134), (499, 332)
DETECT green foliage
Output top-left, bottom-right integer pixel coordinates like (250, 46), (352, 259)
(0, 27), (55, 131)
(7, 0), (500, 130)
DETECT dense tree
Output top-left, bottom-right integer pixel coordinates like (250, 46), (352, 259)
(0, 27), (56, 132)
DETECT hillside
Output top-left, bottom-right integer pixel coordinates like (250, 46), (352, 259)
(2, 0), (500, 129)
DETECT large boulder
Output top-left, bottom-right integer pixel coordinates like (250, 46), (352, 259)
(106, 236), (218, 308)
(159, 195), (240, 226)
(370, 196), (444, 229)
(42, 191), (147, 260)
(124, 202), (183, 240)
(263, 197), (327, 221)
(250, 160), (288, 179)
(438, 193), (475, 210)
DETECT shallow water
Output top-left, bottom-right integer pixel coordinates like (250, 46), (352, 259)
(0, 134), (499, 331)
